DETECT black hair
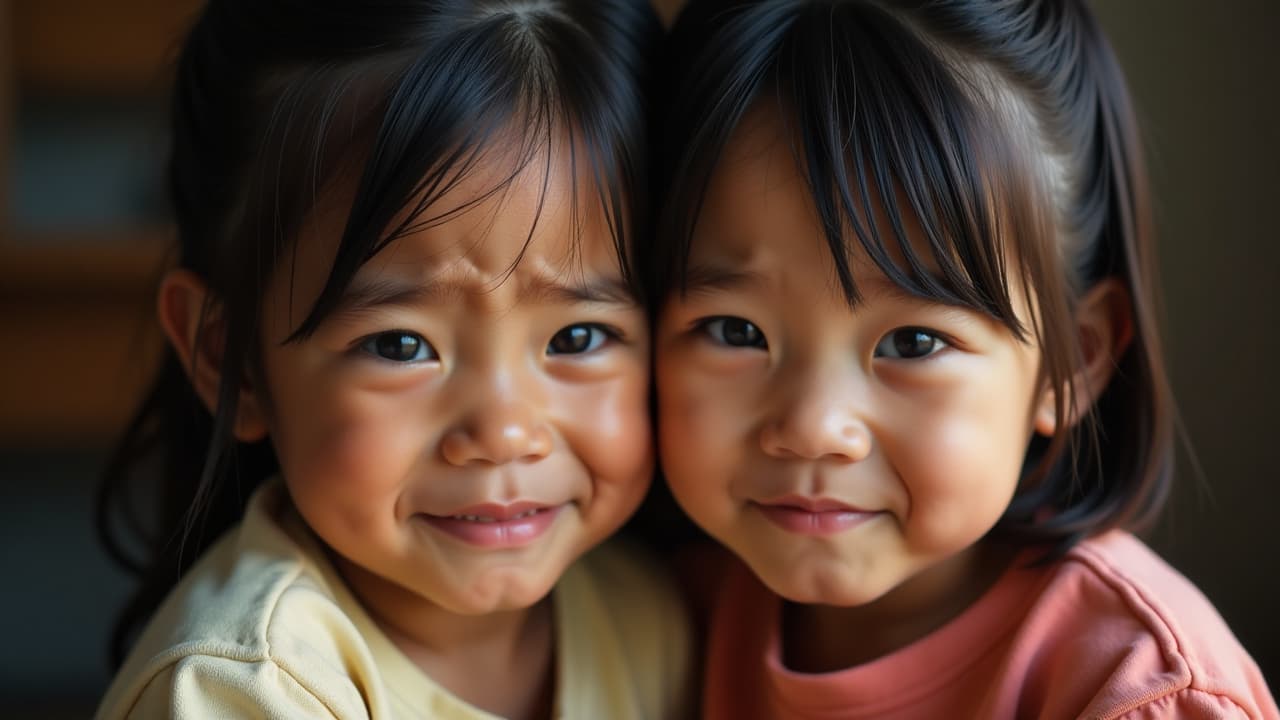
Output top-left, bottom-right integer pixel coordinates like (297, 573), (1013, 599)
(97, 0), (660, 668)
(653, 0), (1174, 557)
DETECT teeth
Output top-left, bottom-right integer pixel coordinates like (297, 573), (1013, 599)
(451, 509), (541, 523)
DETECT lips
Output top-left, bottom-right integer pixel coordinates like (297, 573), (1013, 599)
(418, 502), (564, 548)
(444, 502), (550, 522)
(753, 495), (879, 536)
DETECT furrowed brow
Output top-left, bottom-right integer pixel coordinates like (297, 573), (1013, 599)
(855, 274), (931, 305)
(680, 262), (767, 297)
(330, 277), (454, 320)
(331, 273), (637, 320)
(679, 260), (951, 310)
(521, 275), (638, 306)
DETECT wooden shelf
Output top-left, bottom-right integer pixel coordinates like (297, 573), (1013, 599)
(12, 0), (202, 96)
(0, 232), (171, 445)
(0, 286), (162, 447)
(0, 1), (196, 445)
(0, 230), (172, 297)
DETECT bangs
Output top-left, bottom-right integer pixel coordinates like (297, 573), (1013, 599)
(660, 1), (1058, 340)
(658, 0), (1174, 555)
(234, 3), (654, 342)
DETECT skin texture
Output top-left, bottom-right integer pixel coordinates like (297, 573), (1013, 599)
(660, 105), (1131, 666)
(159, 138), (652, 717)
(656, 106), (1083, 669)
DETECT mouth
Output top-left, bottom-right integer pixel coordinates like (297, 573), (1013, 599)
(449, 508), (542, 523)
(751, 495), (880, 536)
(417, 503), (564, 548)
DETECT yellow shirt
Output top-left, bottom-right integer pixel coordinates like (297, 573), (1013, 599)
(95, 483), (691, 719)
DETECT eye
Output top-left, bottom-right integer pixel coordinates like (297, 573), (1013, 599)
(701, 316), (767, 348)
(359, 331), (436, 363)
(547, 324), (614, 355)
(874, 327), (947, 359)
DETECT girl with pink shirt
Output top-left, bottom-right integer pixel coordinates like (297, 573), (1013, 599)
(649, 0), (1278, 717)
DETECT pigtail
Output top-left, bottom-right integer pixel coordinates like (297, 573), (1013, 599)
(97, 346), (278, 669)
(912, 0), (1176, 549)
(1065, 0), (1174, 533)
(96, 4), (276, 668)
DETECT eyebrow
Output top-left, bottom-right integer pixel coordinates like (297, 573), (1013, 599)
(680, 262), (769, 296)
(329, 278), (443, 320)
(681, 259), (953, 309)
(331, 272), (637, 319)
(852, 274), (938, 306)
(519, 274), (638, 305)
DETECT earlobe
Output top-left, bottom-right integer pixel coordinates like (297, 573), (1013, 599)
(1074, 278), (1134, 417)
(231, 404), (269, 443)
(156, 270), (269, 442)
(1033, 277), (1134, 437)
(1032, 386), (1058, 437)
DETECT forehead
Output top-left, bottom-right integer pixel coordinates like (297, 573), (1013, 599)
(368, 139), (619, 283)
(692, 105), (934, 287)
(276, 132), (621, 317)
(693, 107), (814, 263)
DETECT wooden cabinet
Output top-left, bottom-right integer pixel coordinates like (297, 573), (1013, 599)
(0, 0), (200, 444)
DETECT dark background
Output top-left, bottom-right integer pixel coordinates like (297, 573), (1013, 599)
(1093, 0), (1279, 687)
(1, 1), (1276, 716)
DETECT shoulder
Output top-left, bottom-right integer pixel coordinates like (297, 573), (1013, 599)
(558, 539), (695, 719)
(99, 653), (351, 720)
(670, 540), (738, 626)
(566, 539), (693, 655)
(95, 484), (374, 720)
(1016, 531), (1277, 719)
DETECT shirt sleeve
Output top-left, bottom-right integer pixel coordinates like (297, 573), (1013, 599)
(124, 655), (354, 720)
(607, 544), (697, 720)
(1116, 688), (1261, 719)
(655, 568), (696, 720)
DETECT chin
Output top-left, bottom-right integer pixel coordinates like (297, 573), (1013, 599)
(452, 570), (558, 614)
(754, 560), (890, 607)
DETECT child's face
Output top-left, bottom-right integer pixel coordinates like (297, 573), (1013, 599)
(656, 108), (1045, 609)
(257, 142), (651, 616)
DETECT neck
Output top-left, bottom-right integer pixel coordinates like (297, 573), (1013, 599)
(330, 552), (555, 720)
(781, 541), (1018, 673)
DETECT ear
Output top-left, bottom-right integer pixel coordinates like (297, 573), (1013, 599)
(156, 269), (269, 442)
(1033, 277), (1134, 436)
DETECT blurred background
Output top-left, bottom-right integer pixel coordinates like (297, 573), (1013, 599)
(0, 0), (1275, 716)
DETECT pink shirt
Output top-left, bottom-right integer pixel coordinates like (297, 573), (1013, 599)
(702, 531), (1276, 719)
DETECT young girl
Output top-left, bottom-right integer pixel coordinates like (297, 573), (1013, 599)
(651, 0), (1278, 717)
(94, 1), (690, 718)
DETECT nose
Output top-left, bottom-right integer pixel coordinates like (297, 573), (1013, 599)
(440, 384), (554, 467)
(759, 371), (873, 462)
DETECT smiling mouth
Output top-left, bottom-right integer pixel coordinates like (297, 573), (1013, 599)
(450, 508), (541, 523)
(752, 497), (880, 536)
(418, 504), (564, 548)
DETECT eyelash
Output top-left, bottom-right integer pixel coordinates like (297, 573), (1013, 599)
(695, 317), (951, 361)
(873, 327), (950, 360)
(354, 323), (624, 363)
(546, 323), (623, 355)
(697, 316), (768, 349)
(357, 330), (437, 363)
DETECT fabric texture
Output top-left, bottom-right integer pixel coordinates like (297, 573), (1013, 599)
(702, 530), (1277, 719)
(96, 481), (691, 719)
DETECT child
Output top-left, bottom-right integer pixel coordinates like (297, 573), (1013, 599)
(94, 1), (690, 718)
(651, 0), (1278, 717)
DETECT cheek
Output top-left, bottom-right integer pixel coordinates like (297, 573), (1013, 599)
(558, 370), (653, 495)
(889, 378), (1033, 547)
(265, 356), (425, 502)
(655, 352), (746, 506)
